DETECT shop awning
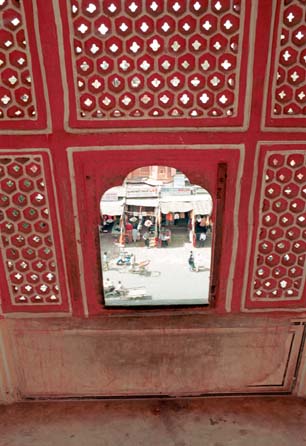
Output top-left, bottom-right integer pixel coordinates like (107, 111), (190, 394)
(100, 201), (124, 216)
(101, 196), (212, 215)
(101, 186), (125, 201)
(160, 195), (212, 215)
(126, 198), (159, 207)
(160, 202), (193, 213)
(193, 199), (212, 215)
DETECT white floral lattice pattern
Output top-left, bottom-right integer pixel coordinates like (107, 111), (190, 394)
(0, 155), (62, 305)
(0, 0), (36, 119)
(252, 151), (306, 302)
(69, 0), (243, 120)
(272, 0), (306, 117)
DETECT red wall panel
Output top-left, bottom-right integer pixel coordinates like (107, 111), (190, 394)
(0, 150), (71, 313)
(0, 0), (50, 132)
(0, 0), (305, 318)
(57, 0), (254, 130)
(70, 146), (242, 315)
(244, 143), (306, 311)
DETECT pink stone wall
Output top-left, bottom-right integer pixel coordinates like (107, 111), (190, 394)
(0, 0), (306, 402)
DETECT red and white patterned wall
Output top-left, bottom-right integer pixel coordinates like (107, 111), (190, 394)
(67, 0), (246, 123)
(266, 0), (306, 128)
(244, 145), (306, 311)
(0, 151), (71, 313)
(0, 0), (49, 131)
(0, 0), (305, 316)
(0, 0), (36, 119)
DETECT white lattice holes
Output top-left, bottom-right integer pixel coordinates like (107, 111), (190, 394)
(0, 0), (36, 119)
(0, 156), (62, 305)
(273, 0), (306, 117)
(252, 152), (306, 301)
(70, 0), (242, 119)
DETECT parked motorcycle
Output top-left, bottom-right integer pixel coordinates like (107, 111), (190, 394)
(116, 251), (133, 266)
(105, 286), (151, 301)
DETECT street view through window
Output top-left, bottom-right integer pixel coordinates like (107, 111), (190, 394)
(100, 166), (213, 306)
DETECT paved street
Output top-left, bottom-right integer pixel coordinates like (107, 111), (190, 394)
(100, 228), (212, 306)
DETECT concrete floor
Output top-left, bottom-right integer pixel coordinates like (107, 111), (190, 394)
(1, 397), (306, 446)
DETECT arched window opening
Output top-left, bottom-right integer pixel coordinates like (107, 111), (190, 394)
(99, 166), (213, 307)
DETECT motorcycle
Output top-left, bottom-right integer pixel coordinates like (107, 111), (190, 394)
(105, 286), (151, 301)
(116, 251), (133, 266)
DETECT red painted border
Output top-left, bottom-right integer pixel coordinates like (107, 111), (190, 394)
(72, 147), (240, 316)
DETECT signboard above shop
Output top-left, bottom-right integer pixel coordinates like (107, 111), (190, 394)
(161, 187), (192, 196)
(126, 186), (159, 198)
(102, 186), (125, 201)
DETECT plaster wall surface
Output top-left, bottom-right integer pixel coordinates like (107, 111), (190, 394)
(295, 339), (306, 397)
(0, 320), (18, 404)
(0, 316), (302, 400)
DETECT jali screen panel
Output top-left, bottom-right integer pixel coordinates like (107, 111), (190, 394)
(266, 0), (306, 128)
(0, 0), (48, 131)
(63, 0), (251, 129)
(0, 153), (70, 312)
(245, 147), (306, 310)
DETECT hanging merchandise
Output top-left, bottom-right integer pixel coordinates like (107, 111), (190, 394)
(118, 231), (125, 246)
(166, 213), (174, 224)
(118, 212), (125, 246)
(155, 206), (161, 231)
(149, 235), (156, 248)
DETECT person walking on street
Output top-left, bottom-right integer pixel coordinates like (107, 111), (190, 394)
(132, 227), (138, 243)
(188, 251), (195, 271)
(103, 251), (109, 270)
(143, 231), (150, 247)
(115, 281), (125, 296)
